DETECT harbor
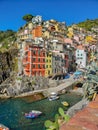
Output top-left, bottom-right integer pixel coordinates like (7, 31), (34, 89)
(0, 92), (82, 130)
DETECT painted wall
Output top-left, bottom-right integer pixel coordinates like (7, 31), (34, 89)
(76, 49), (87, 68)
(32, 26), (42, 38)
(45, 52), (52, 77)
(23, 45), (45, 76)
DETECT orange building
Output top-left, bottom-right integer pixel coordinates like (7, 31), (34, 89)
(23, 45), (45, 76)
(32, 26), (42, 38)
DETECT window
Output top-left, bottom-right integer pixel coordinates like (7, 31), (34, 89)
(43, 52), (45, 56)
(62, 59), (64, 62)
(48, 54), (51, 57)
(33, 58), (35, 62)
(32, 64), (35, 68)
(55, 57), (57, 60)
(38, 50), (40, 56)
(48, 70), (50, 74)
(38, 64), (40, 69)
(38, 58), (40, 62)
(33, 50), (36, 55)
(43, 59), (45, 62)
(47, 54), (49, 57)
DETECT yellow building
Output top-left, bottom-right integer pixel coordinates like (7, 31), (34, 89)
(85, 36), (97, 43)
(55, 24), (59, 32)
(90, 51), (94, 60)
(67, 27), (73, 38)
(43, 30), (50, 39)
(45, 52), (52, 77)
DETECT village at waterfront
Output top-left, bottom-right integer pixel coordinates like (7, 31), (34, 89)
(0, 15), (98, 130)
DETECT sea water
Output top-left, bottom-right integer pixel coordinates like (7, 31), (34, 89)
(0, 93), (82, 130)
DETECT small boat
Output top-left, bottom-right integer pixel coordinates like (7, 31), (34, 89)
(61, 101), (69, 107)
(25, 110), (42, 119)
(31, 110), (42, 115)
(48, 92), (59, 101)
(0, 124), (9, 130)
(48, 96), (59, 101)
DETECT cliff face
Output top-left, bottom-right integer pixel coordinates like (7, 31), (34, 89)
(0, 30), (17, 83)
(0, 49), (18, 84)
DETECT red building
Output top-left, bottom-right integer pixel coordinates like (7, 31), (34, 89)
(64, 54), (69, 68)
(23, 44), (45, 76)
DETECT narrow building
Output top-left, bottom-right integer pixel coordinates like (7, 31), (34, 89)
(23, 42), (45, 76)
(45, 51), (52, 77)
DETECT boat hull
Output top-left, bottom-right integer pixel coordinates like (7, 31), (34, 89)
(25, 110), (42, 119)
(61, 101), (69, 106)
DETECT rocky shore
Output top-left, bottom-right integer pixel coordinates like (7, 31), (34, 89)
(0, 73), (82, 99)
(66, 98), (89, 117)
(0, 73), (69, 98)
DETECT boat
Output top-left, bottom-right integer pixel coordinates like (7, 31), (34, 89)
(48, 96), (59, 101)
(48, 92), (59, 101)
(0, 124), (9, 130)
(31, 110), (42, 114)
(25, 110), (42, 119)
(61, 101), (69, 107)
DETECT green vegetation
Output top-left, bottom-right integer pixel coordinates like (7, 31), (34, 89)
(58, 107), (70, 122)
(77, 18), (98, 31)
(17, 77), (22, 80)
(0, 30), (18, 76)
(44, 107), (70, 130)
(22, 14), (34, 22)
(0, 30), (16, 51)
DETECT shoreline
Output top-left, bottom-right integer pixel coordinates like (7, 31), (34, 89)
(0, 76), (82, 99)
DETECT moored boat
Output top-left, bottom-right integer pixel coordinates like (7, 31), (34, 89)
(48, 96), (59, 101)
(0, 124), (9, 130)
(31, 110), (42, 115)
(48, 92), (59, 101)
(61, 101), (69, 107)
(25, 110), (42, 119)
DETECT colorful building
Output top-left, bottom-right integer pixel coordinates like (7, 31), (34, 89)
(52, 51), (65, 74)
(23, 43), (45, 76)
(45, 52), (52, 77)
(76, 44), (87, 68)
(32, 25), (42, 39)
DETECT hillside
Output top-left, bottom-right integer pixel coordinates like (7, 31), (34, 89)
(0, 30), (18, 84)
(0, 30), (16, 51)
(77, 18), (98, 31)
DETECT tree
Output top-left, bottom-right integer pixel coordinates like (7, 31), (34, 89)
(22, 14), (34, 22)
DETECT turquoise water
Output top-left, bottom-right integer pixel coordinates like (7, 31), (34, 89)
(0, 93), (82, 130)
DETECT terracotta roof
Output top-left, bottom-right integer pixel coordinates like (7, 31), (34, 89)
(77, 45), (85, 50)
(64, 38), (73, 44)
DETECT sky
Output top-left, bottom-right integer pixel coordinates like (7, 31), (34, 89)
(0, 0), (98, 31)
